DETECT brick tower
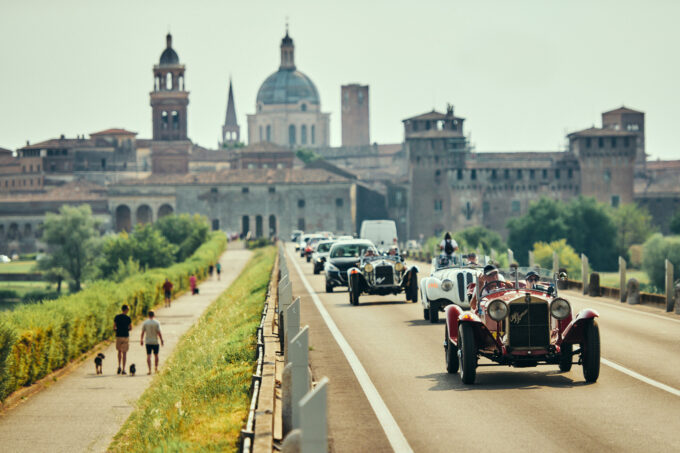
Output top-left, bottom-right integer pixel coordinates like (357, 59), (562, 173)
(341, 84), (370, 147)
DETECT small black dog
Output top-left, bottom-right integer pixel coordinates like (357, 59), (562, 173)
(129, 364), (136, 376)
(94, 353), (105, 375)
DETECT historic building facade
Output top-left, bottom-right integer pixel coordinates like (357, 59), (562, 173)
(247, 30), (330, 148)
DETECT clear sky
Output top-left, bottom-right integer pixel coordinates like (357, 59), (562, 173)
(1, 0), (678, 159)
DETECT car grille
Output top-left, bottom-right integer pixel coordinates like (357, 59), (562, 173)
(374, 266), (394, 285)
(508, 302), (549, 348)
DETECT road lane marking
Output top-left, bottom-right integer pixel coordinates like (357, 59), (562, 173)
(564, 292), (680, 324)
(287, 247), (414, 453)
(601, 358), (680, 397)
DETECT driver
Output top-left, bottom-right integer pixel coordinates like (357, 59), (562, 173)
(524, 271), (540, 289)
(387, 246), (399, 256)
(465, 252), (478, 265)
(364, 248), (377, 258)
(470, 264), (513, 312)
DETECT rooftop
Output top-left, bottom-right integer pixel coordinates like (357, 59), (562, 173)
(602, 106), (644, 116)
(90, 128), (137, 137)
(118, 168), (352, 186)
(568, 127), (637, 138)
(0, 181), (106, 203)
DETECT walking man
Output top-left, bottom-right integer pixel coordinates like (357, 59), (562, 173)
(216, 262), (221, 281)
(162, 278), (173, 308)
(113, 305), (132, 375)
(189, 274), (197, 295)
(140, 311), (164, 375)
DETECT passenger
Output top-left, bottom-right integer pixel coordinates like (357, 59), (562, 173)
(387, 246), (399, 256)
(470, 264), (513, 312)
(465, 253), (478, 265)
(364, 248), (377, 257)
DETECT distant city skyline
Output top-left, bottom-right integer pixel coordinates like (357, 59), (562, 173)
(1, 0), (678, 160)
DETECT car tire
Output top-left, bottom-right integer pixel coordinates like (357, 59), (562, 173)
(423, 307), (430, 321)
(407, 272), (418, 303)
(458, 323), (477, 384)
(559, 343), (573, 372)
(306, 255), (311, 263)
(349, 276), (360, 305)
(313, 265), (319, 275)
(445, 326), (459, 374)
(581, 319), (600, 383)
(429, 304), (439, 323)
(325, 281), (333, 293)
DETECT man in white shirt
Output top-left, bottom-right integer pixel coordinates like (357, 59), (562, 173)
(140, 311), (164, 374)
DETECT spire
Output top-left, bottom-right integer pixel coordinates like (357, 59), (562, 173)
(221, 77), (240, 146)
(166, 33), (172, 48)
(280, 25), (295, 70)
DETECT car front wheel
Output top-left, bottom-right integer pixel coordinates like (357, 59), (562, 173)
(429, 303), (439, 323)
(559, 343), (573, 372)
(458, 322), (477, 384)
(423, 307), (430, 321)
(581, 319), (600, 383)
(445, 326), (459, 373)
(325, 280), (333, 293)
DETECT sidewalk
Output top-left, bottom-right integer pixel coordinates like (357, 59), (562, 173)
(0, 243), (251, 453)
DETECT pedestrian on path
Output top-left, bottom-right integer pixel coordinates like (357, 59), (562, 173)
(208, 264), (214, 279)
(162, 278), (173, 307)
(216, 262), (221, 281)
(190, 274), (198, 295)
(140, 311), (164, 375)
(113, 305), (132, 375)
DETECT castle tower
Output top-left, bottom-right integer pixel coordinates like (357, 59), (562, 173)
(221, 78), (240, 146)
(341, 84), (370, 147)
(601, 106), (645, 173)
(150, 33), (191, 174)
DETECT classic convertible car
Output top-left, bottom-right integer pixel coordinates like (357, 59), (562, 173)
(444, 266), (600, 384)
(347, 247), (418, 305)
(420, 254), (484, 323)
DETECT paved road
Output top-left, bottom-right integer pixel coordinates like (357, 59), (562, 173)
(0, 244), (251, 453)
(286, 245), (680, 453)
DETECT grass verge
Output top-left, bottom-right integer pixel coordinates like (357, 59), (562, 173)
(108, 246), (275, 453)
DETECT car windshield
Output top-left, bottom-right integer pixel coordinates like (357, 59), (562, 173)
(482, 267), (556, 295)
(317, 242), (334, 253)
(331, 243), (374, 258)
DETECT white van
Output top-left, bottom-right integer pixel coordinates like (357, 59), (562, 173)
(359, 220), (398, 251)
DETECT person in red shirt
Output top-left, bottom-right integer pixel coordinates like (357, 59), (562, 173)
(162, 278), (173, 307)
(189, 274), (197, 295)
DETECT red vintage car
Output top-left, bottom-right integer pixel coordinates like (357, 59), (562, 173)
(444, 266), (600, 384)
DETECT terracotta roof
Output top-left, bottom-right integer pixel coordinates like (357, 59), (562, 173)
(0, 147), (13, 155)
(304, 160), (358, 180)
(90, 128), (137, 136)
(567, 127), (637, 138)
(190, 149), (235, 162)
(602, 106), (644, 116)
(403, 110), (464, 122)
(243, 141), (292, 152)
(20, 138), (95, 150)
(646, 160), (680, 171)
(0, 181), (107, 202)
(118, 168), (352, 186)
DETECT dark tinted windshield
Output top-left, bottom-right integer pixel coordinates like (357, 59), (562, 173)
(330, 243), (374, 258)
(317, 242), (334, 253)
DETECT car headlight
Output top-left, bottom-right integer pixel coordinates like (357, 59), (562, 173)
(364, 263), (374, 273)
(395, 262), (404, 272)
(441, 279), (454, 292)
(326, 263), (339, 272)
(487, 299), (508, 321)
(550, 298), (571, 319)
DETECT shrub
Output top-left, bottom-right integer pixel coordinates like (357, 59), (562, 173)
(245, 238), (272, 249)
(532, 239), (581, 278)
(21, 291), (61, 303)
(628, 244), (643, 269)
(641, 234), (680, 289)
(0, 290), (19, 301)
(0, 232), (226, 401)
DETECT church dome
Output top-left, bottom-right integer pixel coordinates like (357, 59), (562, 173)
(159, 33), (180, 66)
(256, 69), (320, 106)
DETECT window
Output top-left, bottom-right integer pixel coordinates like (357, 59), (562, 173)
(611, 195), (620, 208)
(512, 200), (521, 213)
(626, 124), (639, 131)
(603, 170), (611, 182)
(259, 126), (263, 141)
(210, 187), (218, 194)
(517, 170), (522, 179)
(101, 158), (106, 170)
(289, 125), (296, 145)
(161, 111), (169, 130)
(301, 103), (307, 112)
(555, 169), (560, 179)
(212, 219), (220, 230)
(471, 169), (476, 180)
(358, 91), (364, 105)
(542, 169), (547, 179)
(435, 169), (441, 179)
(491, 169), (497, 179)
(585, 138), (591, 148)
(530, 169), (535, 179)
(457, 169), (463, 180)
(483, 201), (490, 214)
(598, 137), (604, 148)
(465, 202), (472, 220)
(611, 138), (616, 147)
(242, 187), (249, 193)
(624, 137), (630, 147)
(268, 186), (276, 193)
(298, 218), (305, 230)
(301, 125), (307, 145)
(335, 198), (343, 207)
(298, 199), (305, 208)
(311, 125), (316, 144)
(172, 111), (179, 130)
(504, 169), (510, 179)
(434, 200), (443, 212)
(568, 169), (573, 179)
(266, 125), (271, 142)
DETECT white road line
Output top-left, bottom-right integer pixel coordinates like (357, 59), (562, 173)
(601, 358), (680, 397)
(287, 247), (414, 453)
(564, 292), (680, 324)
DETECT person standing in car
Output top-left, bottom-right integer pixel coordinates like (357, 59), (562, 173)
(439, 232), (459, 257)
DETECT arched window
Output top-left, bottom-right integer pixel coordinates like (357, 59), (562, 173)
(255, 215), (263, 238)
(166, 73), (172, 90)
(301, 125), (307, 145)
(161, 111), (169, 130)
(311, 125), (316, 145)
(172, 111), (179, 130)
(289, 125), (296, 146)
(301, 103), (307, 112)
(269, 215), (276, 237)
(266, 125), (271, 142)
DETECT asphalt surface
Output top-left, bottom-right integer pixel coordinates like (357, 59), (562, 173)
(286, 245), (680, 453)
(0, 244), (251, 453)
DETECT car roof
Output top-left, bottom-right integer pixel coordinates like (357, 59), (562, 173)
(330, 239), (375, 248)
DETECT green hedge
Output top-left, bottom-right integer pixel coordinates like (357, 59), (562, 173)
(0, 232), (226, 401)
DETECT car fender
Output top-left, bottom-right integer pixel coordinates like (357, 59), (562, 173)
(560, 309), (600, 345)
(347, 268), (367, 292)
(401, 265), (418, 289)
(419, 277), (430, 308)
(445, 304), (465, 345)
(424, 276), (447, 302)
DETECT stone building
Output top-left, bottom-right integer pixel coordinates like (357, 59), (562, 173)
(601, 106), (645, 171)
(0, 148), (43, 194)
(635, 159), (680, 233)
(247, 30), (330, 148)
(341, 84), (370, 147)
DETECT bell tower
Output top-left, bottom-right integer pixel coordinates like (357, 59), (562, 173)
(150, 33), (191, 173)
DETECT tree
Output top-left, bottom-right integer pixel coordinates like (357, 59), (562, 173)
(453, 226), (507, 255)
(99, 231), (135, 277)
(35, 258), (69, 292)
(609, 203), (656, 259)
(130, 224), (177, 269)
(506, 198), (568, 265)
(670, 210), (680, 235)
(564, 197), (618, 271)
(295, 148), (321, 164)
(154, 214), (209, 261)
(532, 239), (581, 278)
(642, 234), (680, 289)
(41, 204), (101, 291)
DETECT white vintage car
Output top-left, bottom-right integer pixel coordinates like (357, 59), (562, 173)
(419, 255), (485, 323)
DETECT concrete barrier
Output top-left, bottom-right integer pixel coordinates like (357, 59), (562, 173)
(284, 298), (301, 363)
(588, 272), (600, 297)
(626, 278), (640, 305)
(619, 257), (627, 302)
(289, 327), (310, 431)
(665, 259), (675, 312)
(299, 377), (329, 453)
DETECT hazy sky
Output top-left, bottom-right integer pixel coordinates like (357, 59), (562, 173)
(2, 0), (678, 159)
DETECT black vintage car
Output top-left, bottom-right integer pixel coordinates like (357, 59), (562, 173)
(347, 247), (419, 305)
(324, 240), (374, 292)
